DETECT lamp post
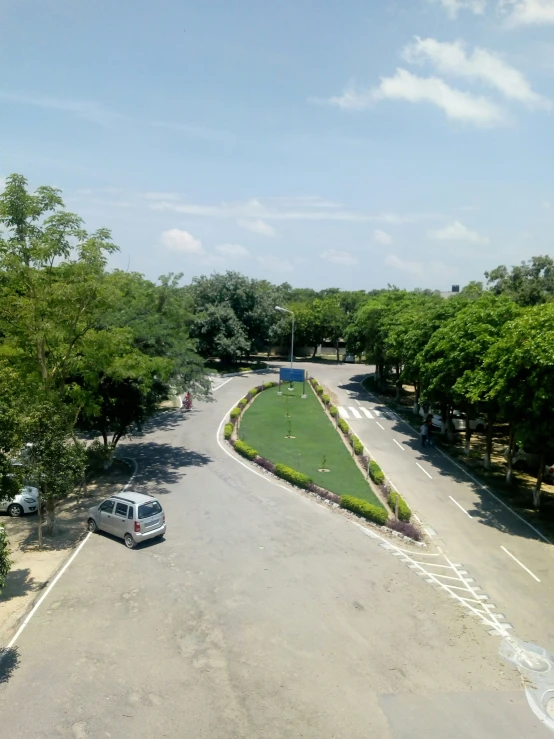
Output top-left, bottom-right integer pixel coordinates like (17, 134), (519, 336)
(275, 306), (294, 369)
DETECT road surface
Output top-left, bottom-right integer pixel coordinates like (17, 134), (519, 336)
(0, 370), (550, 738)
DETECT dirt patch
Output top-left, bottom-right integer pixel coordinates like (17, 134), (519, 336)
(0, 460), (132, 646)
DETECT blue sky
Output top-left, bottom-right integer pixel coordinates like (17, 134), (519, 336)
(2, 0), (554, 291)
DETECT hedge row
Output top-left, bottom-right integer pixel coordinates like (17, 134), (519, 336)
(329, 405), (338, 417)
(230, 407), (241, 420)
(224, 423), (233, 440)
(274, 463), (312, 489)
(338, 418), (349, 435)
(321, 393), (330, 406)
(388, 491), (412, 522)
(350, 435), (363, 455)
(369, 460), (385, 485)
(340, 496), (388, 525)
(234, 440), (258, 460)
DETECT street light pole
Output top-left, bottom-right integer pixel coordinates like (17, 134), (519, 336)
(275, 306), (294, 369)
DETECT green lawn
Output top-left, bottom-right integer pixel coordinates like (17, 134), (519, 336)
(239, 384), (383, 507)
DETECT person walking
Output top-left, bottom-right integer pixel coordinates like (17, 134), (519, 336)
(420, 421), (429, 447)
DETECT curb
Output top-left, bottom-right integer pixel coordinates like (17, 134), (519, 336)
(212, 368), (272, 379)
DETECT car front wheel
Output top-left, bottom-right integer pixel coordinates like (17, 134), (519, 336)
(8, 503), (24, 517)
(87, 518), (98, 533)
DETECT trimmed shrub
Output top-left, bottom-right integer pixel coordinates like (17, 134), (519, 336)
(340, 496), (388, 525)
(321, 393), (330, 405)
(230, 407), (241, 420)
(234, 440), (258, 461)
(224, 423), (233, 440)
(255, 456), (276, 474)
(263, 382), (275, 390)
(274, 463), (312, 489)
(351, 436), (364, 455)
(388, 519), (421, 541)
(238, 398), (248, 408)
(316, 385), (324, 396)
(329, 405), (338, 418)
(338, 419), (350, 435)
(388, 491), (412, 522)
(369, 460), (385, 485)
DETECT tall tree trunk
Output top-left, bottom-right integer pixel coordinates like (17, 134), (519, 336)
(45, 498), (57, 535)
(440, 401), (448, 437)
(533, 454), (545, 509)
(395, 364), (401, 402)
(484, 415), (494, 469)
(37, 491), (43, 551)
(464, 409), (472, 456)
(413, 378), (420, 415)
(336, 344), (340, 364)
(506, 425), (515, 484)
(312, 345), (317, 359)
(102, 429), (108, 447)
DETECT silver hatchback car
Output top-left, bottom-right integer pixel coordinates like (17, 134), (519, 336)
(87, 491), (166, 549)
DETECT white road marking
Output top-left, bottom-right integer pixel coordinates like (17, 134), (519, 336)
(416, 462), (432, 479)
(449, 496), (473, 519)
(337, 406), (349, 419)
(355, 399), (361, 406)
(376, 422), (385, 430)
(373, 409), (382, 417)
(501, 546), (541, 583)
(361, 408), (374, 419)
(393, 439), (404, 451)
(212, 377), (233, 391)
(349, 407), (362, 419)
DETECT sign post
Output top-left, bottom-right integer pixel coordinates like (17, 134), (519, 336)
(278, 368), (306, 398)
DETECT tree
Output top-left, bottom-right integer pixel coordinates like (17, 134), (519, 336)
(191, 303), (250, 362)
(25, 400), (87, 541)
(485, 255), (554, 306)
(0, 524), (10, 595)
(476, 304), (554, 506)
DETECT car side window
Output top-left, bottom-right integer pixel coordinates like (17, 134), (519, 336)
(115, 502), (128, 517)
(99, 500), (115, 513)
(128, 507), (134, 520)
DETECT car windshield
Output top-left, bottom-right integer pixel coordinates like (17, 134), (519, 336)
(138, 500), (162, 520)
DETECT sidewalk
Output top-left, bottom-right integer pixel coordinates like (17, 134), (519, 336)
(0, 461), (131, 646)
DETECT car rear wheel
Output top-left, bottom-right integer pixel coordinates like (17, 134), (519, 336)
(124, 533), (136, 549)
(8, 503), (24, 517)
(475, 424), (485, 432)
(87, 518), (98, 533)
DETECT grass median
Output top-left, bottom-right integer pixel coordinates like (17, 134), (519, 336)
(238, 384), (383, 507)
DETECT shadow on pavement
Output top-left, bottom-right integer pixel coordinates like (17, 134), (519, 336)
(0, 648), (20, 684)
(117, 440), (212, 495)
(0, 568), (43, 604)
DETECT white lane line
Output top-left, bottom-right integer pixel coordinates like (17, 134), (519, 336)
(212, 377), (233, 391)
(337, 406), (349, 419)
(349, 407), (362, 419)
(393, 439), (404, 451)
(376, 422), (385, 430)
(449, 496), (473, 519)
(373, 409), (382, 417)
(361, 408), (373, 419)
(416, 462), (432, 479)
(501, 545), (541, 583)
(355, 399), (361, 406)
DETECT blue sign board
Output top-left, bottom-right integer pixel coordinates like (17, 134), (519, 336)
(280, 367), (305, 383)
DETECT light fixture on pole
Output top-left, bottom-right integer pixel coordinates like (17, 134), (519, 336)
(275, 306), (294, 369)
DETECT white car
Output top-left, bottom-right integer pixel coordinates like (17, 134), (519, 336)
(419, 407), (487, 432)
(503, 446), (554, 482)
(0, 486), (39, 517)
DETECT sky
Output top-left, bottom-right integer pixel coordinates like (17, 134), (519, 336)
(1, 0), (554, 291)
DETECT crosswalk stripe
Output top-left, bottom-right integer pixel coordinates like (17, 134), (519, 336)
(360, 407), (373, 419)
(349, 407), (362, 419)
(337, 406), (349, 419)
(373, 409), (382, 417)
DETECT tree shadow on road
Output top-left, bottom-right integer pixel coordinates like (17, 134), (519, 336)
(0, 648), (20, 684)
(0, 567), (44, 603)
(117, 441), (212, 495)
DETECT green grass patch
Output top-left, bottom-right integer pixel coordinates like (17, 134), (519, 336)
(239, 385), (383, 507)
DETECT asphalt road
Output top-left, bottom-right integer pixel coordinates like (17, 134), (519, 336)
(0, 370), (551, 738)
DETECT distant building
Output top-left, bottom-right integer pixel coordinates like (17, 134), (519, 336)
(440, 284), (461, 299)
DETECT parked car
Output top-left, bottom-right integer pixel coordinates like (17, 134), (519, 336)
(419, 407), (486, 432)
(343, 354), (355, 363)
(87, 491), (166, 549)
(0, 486), (39, 517)
(503, 445), (554, 482)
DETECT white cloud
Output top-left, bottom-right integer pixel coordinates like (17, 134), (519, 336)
(373, 229), (393, 245)
(257, 255), (294, 273)
(431, 0), (487, 18)
(237, 218), (276, 236)
(373, 68), (507, 126)
(428, 220), (490, 243)
(142, 191), (181, 201)
(215, 243), (250, 257)
(151, 197), (436, 225)
(161, 229), (204, 254)
(322, 84), (375, 111)
(501, 0), (554, 26)
(403, 37), (550, 109)
(385, 254), (424, 275)
(319, 249), (358, 266)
